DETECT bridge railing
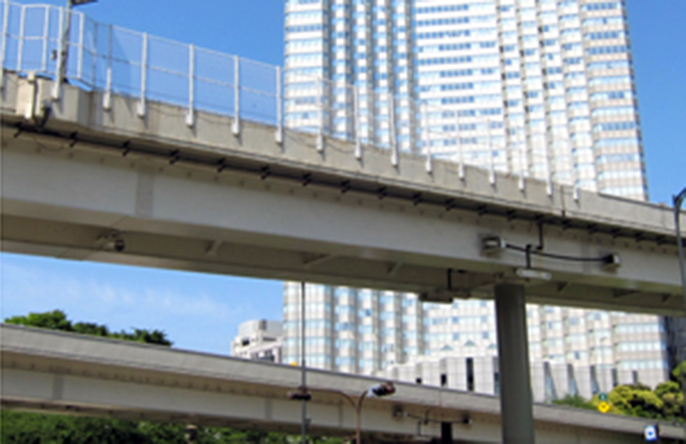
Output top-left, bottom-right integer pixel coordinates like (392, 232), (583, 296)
(0, 0), (564, 195)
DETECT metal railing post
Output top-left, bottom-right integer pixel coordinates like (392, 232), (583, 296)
(103, 23), (112, 110)
(518, 130), (526, 192)
(570, 140), (579, 201)
(41, 6), (50, 73)
(390, 93), (398, 167)
(232, 54), (240, 135)
(275, 65), (283, 144)
(76, 12), (84, 80)
(15, 4), (24, 71)
(544, 126), (553, 196)
(90, 19), (97, 88)
(456, 111), (465, 180)
(137, 31), (147, 118)
(487, 119), (496, 186)
(422, 103), (432, 173)
(53, 1), (71, 100)
(186, 43), (195, 127)
(0, 0), (10, 90)
(353, 84), (362, 160)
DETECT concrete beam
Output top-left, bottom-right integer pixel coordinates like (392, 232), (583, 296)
(2, 325), (679, 443)
(0, 72), (683, 316)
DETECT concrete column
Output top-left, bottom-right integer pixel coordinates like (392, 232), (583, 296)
(495, 283), (535, 443)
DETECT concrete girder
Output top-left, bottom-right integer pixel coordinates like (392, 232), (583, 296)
(2, 324), (680, 443)
(1, 135), (682, 314)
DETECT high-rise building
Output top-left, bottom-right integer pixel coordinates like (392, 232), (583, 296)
(414, 0), (646, 199)
(285, 0), (417, 152)
(284, 0), (647, 199)
(282, 0), (665, 398)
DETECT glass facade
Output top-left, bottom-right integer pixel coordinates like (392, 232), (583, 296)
(283, 0), (664, 396)
(285, 0), (647, 199)
(285, 0), (417, 152)
(283, 283), (669, 391)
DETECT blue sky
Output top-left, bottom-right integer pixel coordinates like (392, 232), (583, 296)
(2, 0), (684, 355)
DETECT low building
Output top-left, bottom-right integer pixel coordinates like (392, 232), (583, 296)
(231, 319), (283, 363)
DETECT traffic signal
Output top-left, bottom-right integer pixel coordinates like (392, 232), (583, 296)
(368, 382), (396, 397)
(287, 386), (312, 401)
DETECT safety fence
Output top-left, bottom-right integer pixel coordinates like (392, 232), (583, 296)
(0, 0), (560, 192)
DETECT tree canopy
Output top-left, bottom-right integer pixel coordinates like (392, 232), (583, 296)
(4, 309), (172, 346)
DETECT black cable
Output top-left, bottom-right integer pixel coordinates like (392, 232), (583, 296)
(505, 244), (610, 263)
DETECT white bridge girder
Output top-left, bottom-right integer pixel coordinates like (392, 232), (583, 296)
(1, 123), (682, 314)
(2, 325), (680, 443)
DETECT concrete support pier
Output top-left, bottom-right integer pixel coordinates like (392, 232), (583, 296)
(495, 283), (535, 443)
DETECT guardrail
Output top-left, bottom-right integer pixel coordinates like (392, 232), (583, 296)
(0, 0), (565, 196)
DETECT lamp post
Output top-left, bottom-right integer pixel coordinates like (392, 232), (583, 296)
(300, 281), (307, 444)
(599, 336), (609, 394)
(288, 382), (396, 444)
(675, 188), (686, 318)
(53, 0), (96, 100)
(673, 187), (686, 439)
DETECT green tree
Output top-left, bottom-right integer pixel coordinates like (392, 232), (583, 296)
(608, 383), (665, 419)
(5, 309), (73, 332)
(1, 410), (151, 444)
(655, 380), (683, 421)
(5, 309), (172, 346)
(671, 361), (686, 383)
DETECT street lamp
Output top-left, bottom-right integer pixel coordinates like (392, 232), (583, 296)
(675, 188), (686, 317)
(288, 382), (396, 444)
(673, 187), (686, 440)
(53, 0), (97, 100)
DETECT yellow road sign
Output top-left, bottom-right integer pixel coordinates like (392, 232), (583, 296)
(598, 401), (611, 413)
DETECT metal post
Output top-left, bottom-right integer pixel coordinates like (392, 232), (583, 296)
(495, 283), (535, 444)
(0, 0), (10, 89)
(90, 19), (97, 87)
(76, 12), (84, 80)
(456, 112), (464, 180)
(600, 337), (608, 393)
(300, 281), (308, 444)
(440, 422), (453, 444)
(518, 130), (526, 191)
(102, 22), (112, 110)
(53, 0), (72, 100)
(422, 103), (432, 173)
(275, 65), (283, 143)
(137, 31), (147, 118)
(570, 139), (580, 201)
(232, 55), (240, 135)
(674, 188), (686, 310)
(316, 77), (324, 152)
(389, 93), (398, 167)
(544, 130), (553, 196)
(353, 84), (362, 160)
(355, 392), (368, 444)
(674, 188), (686, 442)
(186, 44), (194, 127)
(41, 6), (50, 72)
(487, 119), (495, 186)
(15, 5), (24, 71)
